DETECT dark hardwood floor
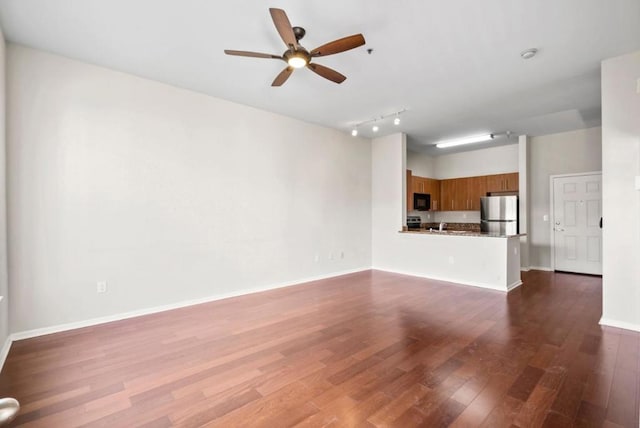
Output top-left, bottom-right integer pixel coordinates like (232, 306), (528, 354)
(1, 270), (638, 427)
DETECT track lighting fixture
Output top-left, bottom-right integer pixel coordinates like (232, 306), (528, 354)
(349, 108), (406, 136)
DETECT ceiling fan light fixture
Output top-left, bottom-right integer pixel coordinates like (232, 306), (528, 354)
(435, 134), (494, 149)
(288, 55), (307, 68)
(284, 50), (310, 69)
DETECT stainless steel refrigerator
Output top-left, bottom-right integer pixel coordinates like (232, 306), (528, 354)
(480, 196), (518, 235)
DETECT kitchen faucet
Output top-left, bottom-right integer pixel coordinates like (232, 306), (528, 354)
(439, 222), (447, 232)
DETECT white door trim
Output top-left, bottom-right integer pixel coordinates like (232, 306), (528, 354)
(549, 171), (602, 272)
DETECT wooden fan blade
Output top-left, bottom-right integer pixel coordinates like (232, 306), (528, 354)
(310, 34), (365, 57)
(269, 8), (297, 48)
(272, 66), (294, 86)
(307, 63), (346, 84)
(224, 50), (282, 59)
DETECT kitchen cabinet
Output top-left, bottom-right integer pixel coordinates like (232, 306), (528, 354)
(407, 172), (441, 211)
(442, 175), (490, 211)
(409, 171), (518, 212)
(468, 175), (487, 210)
(504, 173), (519, 191)
(407, 170), (413, 212)
(486, 173), (519, 192)
(425, 178), (441, 211)
(411, 176), (426, 193)
(440, 179), (457, 211)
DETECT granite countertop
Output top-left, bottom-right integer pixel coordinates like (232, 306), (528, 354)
(399, 227), (525, 238)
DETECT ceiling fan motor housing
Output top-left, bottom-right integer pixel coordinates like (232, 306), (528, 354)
(292, 26), (306, 41)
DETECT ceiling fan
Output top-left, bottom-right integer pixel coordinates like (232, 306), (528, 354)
(224, 8), (365, 86)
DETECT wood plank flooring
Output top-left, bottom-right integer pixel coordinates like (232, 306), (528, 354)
(1, 270), (638, 427)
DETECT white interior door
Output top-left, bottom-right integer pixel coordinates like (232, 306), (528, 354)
(552, 174), (602, 275)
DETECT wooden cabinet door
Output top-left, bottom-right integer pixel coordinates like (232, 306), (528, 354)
(457, 178), (474, 210)
(485, 174), (502, 192)
(412, 176), (425, 194)
(486, 173), (519, 192)
(426, 178), (441, 211)
(504, 173), (519, 191)
(469, 176), (487, 210)
(440, 179), (453, 211)
(407, 170), (413, 212)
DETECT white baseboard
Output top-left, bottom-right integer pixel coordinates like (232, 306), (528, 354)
(507, 280), (523, 291)
(528, 266), (554, 272)
(0, 336), (12, 370)
(372, 267), (512, 293)
(599, 317), (640, 333)
(11, 266), (372, 342)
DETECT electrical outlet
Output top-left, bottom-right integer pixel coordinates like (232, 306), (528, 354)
(314, 253), (319, 263)
(97, 281), (107, 293)
(543, 214), (549, 222)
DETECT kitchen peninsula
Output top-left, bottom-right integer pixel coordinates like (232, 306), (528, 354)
(396, 229), (522, 292)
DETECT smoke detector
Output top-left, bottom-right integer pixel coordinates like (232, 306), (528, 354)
(520, 48), (538, 60)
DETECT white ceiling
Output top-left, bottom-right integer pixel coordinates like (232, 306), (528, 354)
(0, 0), (639, 155)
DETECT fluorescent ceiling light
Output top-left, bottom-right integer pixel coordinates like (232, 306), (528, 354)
(435, 134), (494, 149)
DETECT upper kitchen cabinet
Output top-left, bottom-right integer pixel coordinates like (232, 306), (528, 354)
(408, 173), (441, 211)
(407, 171), (518, 212)
(468, 175), (487, 210)
(407, 170), (413, 212)
(411, 175), (427, 193)
(447, 176), (486, 211)
(425, 178), (441, 211)
(440, 178), (458, 211)
(486, 173), (519, 192)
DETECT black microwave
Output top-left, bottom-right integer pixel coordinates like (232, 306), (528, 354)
(413, 193), (431, 211)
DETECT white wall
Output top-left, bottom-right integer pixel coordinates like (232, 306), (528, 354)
(434, 144), (519, 179)
(528, 127), (602, 269)
(7, 45), (372, 333)
(601, 50), (640, 331)
(0, 27), (9, 352)
(406, 150), (435, 177)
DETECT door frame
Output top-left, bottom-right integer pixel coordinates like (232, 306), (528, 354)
(549, 171), (602, 272)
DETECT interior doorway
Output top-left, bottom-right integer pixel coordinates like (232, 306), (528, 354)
(550, 172), (602, 275)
